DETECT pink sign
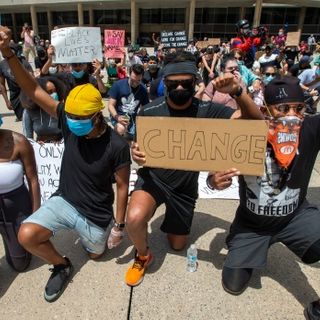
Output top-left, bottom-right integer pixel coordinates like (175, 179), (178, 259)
(104, 29), (125, 59)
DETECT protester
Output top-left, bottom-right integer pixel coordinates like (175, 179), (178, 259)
(20, 23), (36, 62)
(0, 26), (131, 302)
(108, 63), (149, 140)
(201, 46), (218, 85)
(0, 42), (33, 121)
(124, 51), (264, 287)
(21, 76), (66, 142)
(202, 54), (246, 109)
(207, 77), (320, 306)
(0, 114), (40, 271)
(142, 56), (161, 89)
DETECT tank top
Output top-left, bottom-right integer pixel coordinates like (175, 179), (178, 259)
(0, 159), (24, 194)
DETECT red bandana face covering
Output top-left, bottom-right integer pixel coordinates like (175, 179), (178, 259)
(267, 115), (303, 169)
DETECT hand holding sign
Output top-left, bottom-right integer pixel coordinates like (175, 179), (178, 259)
(131, 142), (146, 166)
(207, 168), (241, 190)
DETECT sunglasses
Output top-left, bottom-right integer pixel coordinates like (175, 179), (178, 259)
(165, 79), (194, 90)
(273, 103), (306, 114)
(265, 73), (275, 77)
(226, 66), (240, 73)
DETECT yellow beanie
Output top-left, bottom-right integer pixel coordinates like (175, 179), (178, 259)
(65, 84), (104, 116)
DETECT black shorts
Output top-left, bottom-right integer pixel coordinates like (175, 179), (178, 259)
(224, 201), (320, 269)
(133, 171), (196, 235)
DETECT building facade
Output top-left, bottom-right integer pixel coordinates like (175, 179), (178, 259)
(1, 0), (320, 44)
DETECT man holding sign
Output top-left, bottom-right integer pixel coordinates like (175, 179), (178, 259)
(125, 51), (264, 287)
(0, 27), (131, 302)
(207, 77), (320, 319)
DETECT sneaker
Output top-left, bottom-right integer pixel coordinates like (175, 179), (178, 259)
(125, 250), (153, 286)
(44, 257), (73, 302)
(107, 226), (124, 249)
(305, 300), (320, 320)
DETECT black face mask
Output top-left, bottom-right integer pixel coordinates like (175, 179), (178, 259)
(167, 88), (194, 106)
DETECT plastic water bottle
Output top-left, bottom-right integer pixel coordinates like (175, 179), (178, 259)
(187, 244), (198, 272)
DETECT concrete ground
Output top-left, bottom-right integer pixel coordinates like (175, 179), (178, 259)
(0, 93), (320, 320)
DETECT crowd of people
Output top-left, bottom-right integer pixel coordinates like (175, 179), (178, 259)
(0, 19), (320, 319)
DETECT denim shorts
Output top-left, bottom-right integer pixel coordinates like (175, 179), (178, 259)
(23, 196), (108, 254)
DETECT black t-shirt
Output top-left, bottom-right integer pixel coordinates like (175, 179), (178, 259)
(34, 56), (48, 70)
(137, 97), (235, 198)
(0, 58), (33, 103)
(236, 114), (320, 231)
(54, 103), (131, 228)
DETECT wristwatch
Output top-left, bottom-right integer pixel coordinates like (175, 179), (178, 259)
(114, 221), (125, 229)
(231, 86), (243, 98)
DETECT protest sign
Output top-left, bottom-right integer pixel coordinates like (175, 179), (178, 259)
(104, 29), (125, 59)
(30, 140), (64, 203)
(161, 30), (188, 49)
(51, 27), (102, 63)
(286, 32), (300, 47)
(196, 39), (220, 49)
(136, 117), (269, 176)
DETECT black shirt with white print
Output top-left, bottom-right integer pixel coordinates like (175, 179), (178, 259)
(137, 96), (235, 198)
(237, 114), (320, 231)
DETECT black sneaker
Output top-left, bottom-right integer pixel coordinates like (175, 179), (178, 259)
(44, 257), (73, 302)
(305, 300), (320, 320)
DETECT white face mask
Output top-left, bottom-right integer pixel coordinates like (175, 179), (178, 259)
(49, 66), (57, 74)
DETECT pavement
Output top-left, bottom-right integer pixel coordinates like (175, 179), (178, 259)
(1, 93), (320, 320)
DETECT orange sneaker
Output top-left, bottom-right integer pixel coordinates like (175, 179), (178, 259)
(125, 251), (153, 286)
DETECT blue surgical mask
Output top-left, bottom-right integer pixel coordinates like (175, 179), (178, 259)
(0, 115), (3, 127)
(66, 117), (93, 136)
(316, 68), (320, 76)
(50, 92), (59, 101)
(237, 60), (244, 66)
(71, 70), (85, 79)
(263, 75), (274, 85)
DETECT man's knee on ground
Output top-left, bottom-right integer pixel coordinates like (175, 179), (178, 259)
(302, 239), (320, 264)
(126, 207), (150, 229)
(167, 234), (187, 251)
(222, 267), (253, 295)
(8, 254), (31, 272)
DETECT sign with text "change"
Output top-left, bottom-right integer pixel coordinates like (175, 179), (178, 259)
(136, 117), (269, 176)
(161, 30), (188, 49)
(104, 29), (125, 59)
(51, 27), (102, 63)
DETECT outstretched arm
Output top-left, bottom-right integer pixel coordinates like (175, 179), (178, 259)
(0, 27), (59, 118)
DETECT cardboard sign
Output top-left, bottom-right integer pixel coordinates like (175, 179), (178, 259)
(208, 38), (221, 45)
(196, 39), (221, 49)
(29, 140), (64, 203)
(136, 117), (269, 176)
(51, 27), (103, 63)
(104, 29), (125, 59)
(286, 32), (300, 47)
(161, 30), (188, 49)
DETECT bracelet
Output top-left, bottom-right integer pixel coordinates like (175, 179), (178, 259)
(231, 86), (243, 98)
(206, 174), (215, 190)
(114, 221), (125, 229)
(3, 52), (15, 60)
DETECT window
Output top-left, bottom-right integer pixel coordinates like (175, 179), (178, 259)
(94, 9), (131, 25)
(84, 11), (89, 25)
(15, 13), (31, 27)
(52, 11), (78, 26)
(304, 7), (320, 25)
(140, 8), (184, 24)
(0, 14), (13, 26)
(37, 12), (47, 26)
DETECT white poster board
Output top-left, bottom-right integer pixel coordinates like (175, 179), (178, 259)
(51, 27), (103, 63)
(30, 140), (64, 203)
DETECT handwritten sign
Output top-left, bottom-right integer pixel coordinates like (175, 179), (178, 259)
(136, 117), (269, 176)
(30, 140), (64, 203)
(196, 39), (220, 49)
(161, 30), (188, 49)
(104, 29), (125, 59)
(51, 27), (102, 63)
(286, 32), (300, 47)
